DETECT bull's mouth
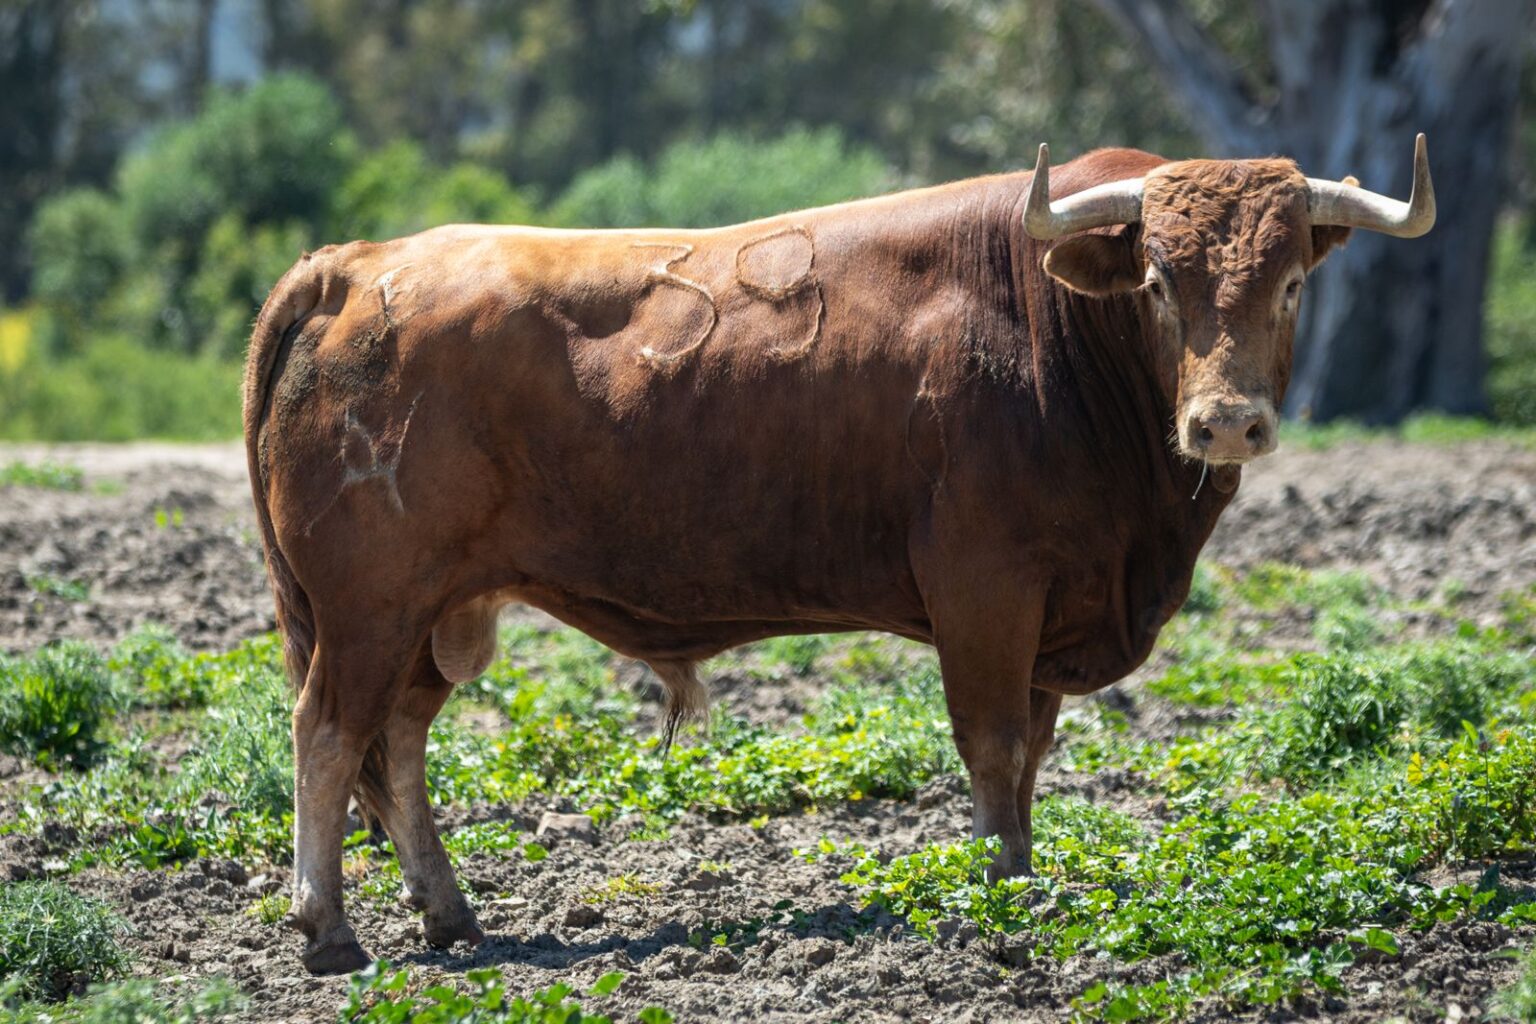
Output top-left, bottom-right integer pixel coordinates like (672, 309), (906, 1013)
(1180, 444), (1274, 467)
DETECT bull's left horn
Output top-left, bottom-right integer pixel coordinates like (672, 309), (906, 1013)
(1024, 143), (1145, 240)
(1306, 133), (1436, 238)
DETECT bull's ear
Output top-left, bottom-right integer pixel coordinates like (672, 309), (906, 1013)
(1309, 225), (1352, 269)
(1042, 233), (1141, 296)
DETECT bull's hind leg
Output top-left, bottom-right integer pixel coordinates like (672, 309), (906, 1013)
(290, 634), (410, 974)
(370, 653), (484, 949)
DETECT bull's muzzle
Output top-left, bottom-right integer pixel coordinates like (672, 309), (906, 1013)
(1182, 400), (1277, 464)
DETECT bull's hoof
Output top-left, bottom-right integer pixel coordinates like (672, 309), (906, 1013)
(303, 932), (373, 975)
(983, 853), (1032, 884)
(424, 906), (486, 949)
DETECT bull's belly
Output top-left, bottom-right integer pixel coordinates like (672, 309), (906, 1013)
(509, 582), (933, 663)
(486, 517), (933, 662)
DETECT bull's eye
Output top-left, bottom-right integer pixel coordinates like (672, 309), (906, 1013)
(1147, 278), (1163, 299)
(1280, 276), (1303, 314)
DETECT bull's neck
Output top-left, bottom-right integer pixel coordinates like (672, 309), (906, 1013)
(962, 178), (1233, 520)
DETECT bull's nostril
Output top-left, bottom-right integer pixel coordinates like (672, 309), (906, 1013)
(1198, 425), (1214, 443)
(1245, 422), (1263, 443)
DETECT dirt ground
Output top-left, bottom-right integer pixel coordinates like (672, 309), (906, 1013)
(2, 439), (1534, 1022)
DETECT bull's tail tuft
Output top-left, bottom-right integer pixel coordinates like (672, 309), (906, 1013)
(648, 659), (710, 758)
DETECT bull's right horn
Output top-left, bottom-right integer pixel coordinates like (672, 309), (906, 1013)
(1306, 133), (1436, 238)
(1024, 143), (1145, 240)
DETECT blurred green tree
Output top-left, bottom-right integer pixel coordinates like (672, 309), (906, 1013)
(550, 128), (892, 228)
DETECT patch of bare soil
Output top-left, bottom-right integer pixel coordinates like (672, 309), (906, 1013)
(0, 444), (271, 655)
(1208, 439), (1536, 616)
(3, 438), (1534, 1022)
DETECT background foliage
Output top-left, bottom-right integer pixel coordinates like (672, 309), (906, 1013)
(0, 0), (1532, 438)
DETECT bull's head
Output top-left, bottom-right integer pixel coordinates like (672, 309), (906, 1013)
(1025, 135), (1435, 465)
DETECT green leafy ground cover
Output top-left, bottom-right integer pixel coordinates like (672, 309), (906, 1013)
(342, 966), (671, 1024)
(2, 563), (1535, 1020)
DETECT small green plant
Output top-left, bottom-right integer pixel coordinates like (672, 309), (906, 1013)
(25, 576), (91, 603)
(1255, 653), (1411, 783)
(1179, 561), (1222, 615)
(0, 461), (84, 491)
(1231, 563), (1380, 614)
(0, 643), (120, 769)
(151, 507), (184, 530)
(247, 894), (288, 926)
(0, 882), (130, 1001)
(580, 874), (662, 904)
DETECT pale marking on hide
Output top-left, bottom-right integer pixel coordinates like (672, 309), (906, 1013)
(734, 225), (814, 299)
(769, 285), (825, 361)
(734, 225), (825, 360)
(374, 264), (415, 329)
(631, 242), (719, 366)
(303, 391), (424, 535)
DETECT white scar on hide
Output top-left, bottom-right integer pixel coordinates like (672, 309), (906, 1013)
(631, 242), (719, 366)
(374, 264), (415, 329)
(303, 391), (423, 535)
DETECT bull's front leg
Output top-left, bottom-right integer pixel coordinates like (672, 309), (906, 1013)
(931, 595), (1047, 882)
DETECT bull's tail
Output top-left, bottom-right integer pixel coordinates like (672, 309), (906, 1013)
(244, 255), (323, 694)
(244, 253), (397, 820)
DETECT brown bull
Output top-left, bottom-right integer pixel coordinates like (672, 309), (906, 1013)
(245, 136), (1434, 973)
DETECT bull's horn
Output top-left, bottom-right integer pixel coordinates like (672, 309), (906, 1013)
(1306, 133), (1436, 238)
(1024, 143), (1145, 240)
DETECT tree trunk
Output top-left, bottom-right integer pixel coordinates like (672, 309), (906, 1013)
(0, 0), (72, 302)
(1091, 0), (1531, 422)
(186, 0), (217, 112)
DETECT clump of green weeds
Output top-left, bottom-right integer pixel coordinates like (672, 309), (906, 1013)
(108, 625), (222, 709)
(0, 462), (84, 491)
(748, 634), (833, 676)
(1503, 584), (1536, 646)
(0, 977), (244, 1023)
(1254, 641), (1534, 786)
(832, 736), (1536, 1021)
(343, 964), (672, 1024)
(247, 894), (288, 927)
(1493, 946), (1536, 1023)
(581, 874), (661, 904)
(0, 883), (130, 1001)
(0, 643), (121, 769)
(1231, 563), (1382, 615)
(25, 634), (294, 868)
(24, 577), (90, 603)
